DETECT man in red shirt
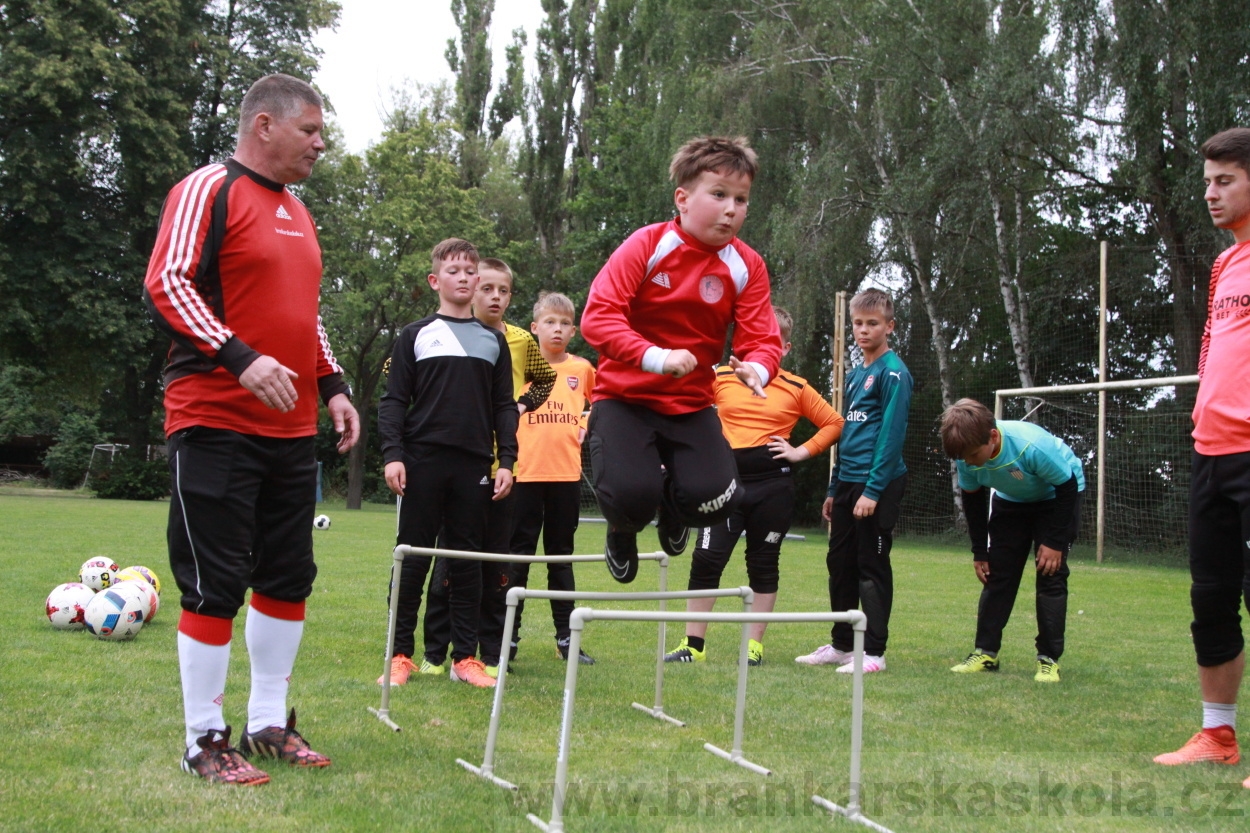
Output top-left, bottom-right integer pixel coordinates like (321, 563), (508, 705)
(1154, 128), (1250, 790)
(580, 136), (782, 583)
(144, 74), (359, 785)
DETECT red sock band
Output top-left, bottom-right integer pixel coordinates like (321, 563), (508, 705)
(250, 592), (306, 622)
(178, 610), (233, 646)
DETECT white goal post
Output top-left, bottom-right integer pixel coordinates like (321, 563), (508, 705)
(995, 374), (1198, 563)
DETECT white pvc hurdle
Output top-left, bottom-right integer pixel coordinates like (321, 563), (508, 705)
(457, 584), (755, 789)
(527, 608), (892, 833)
(369, 545), (668, 731)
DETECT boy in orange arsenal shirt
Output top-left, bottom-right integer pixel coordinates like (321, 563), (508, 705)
(508, 292), (597, 665)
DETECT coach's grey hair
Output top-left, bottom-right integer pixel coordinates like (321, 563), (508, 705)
(237, 74), (323, 141)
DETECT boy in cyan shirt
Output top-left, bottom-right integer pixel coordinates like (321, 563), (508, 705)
(796, 289), (911, 674)
(940, 398), (1084, 683)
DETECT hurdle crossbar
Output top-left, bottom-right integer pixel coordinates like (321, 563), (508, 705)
(527, 608), (889, 833)
(457, 584), (755, 789)
(369, 545), (668, 731)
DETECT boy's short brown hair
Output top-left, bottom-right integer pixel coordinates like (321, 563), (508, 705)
(533, 291), (575, 321)
(773, 306), (793, 342)
(478, 257), (513, 282)
(431, 238), (479, 272)
(669, 136), (759, 188)
(939, 398), (997, 459)
(1201, 128), (1250, 175)
(849, 288), (895, 321)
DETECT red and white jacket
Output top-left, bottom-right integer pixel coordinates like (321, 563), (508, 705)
(580, 217), (781, 414)
(143, 159), (348, 438)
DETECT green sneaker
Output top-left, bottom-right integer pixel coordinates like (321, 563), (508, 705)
(950, 651), (999, 673)
(664, 637), (706, 663)
(418, 658), (444, 676)
(746, 639), (764, 667)
(484, 664), (498, 679)
(1034, 657), (1060, 683)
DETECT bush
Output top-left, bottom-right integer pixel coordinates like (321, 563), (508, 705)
(42, 413), (99, 489)
(90, 452), (169, 500)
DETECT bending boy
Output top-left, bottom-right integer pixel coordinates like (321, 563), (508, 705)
(940, 398), (1084, 682)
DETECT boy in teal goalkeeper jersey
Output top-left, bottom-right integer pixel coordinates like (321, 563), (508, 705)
(940, 398), (1084, 683)
(796, 288), (912, 674)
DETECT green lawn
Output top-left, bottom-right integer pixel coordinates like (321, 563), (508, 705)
(2, 492), (1245, 832)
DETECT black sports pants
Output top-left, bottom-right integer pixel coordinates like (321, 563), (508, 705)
(508, 480), (581, 642)
(974, 492), (1082, 661)
(391, 447), (491, 662)
(586, 399), (742, 532)
(1188, 450), (1250, 667)
(827, 475), (906, 657)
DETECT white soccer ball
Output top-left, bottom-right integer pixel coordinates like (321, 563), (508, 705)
(83, 585), (147, 640)
(116, 565), (161, 596)
(45, 582), (96, 630)
(79, 557), (121, 592)
(116, 578), (160, 623)
(313, 514), (331, 530)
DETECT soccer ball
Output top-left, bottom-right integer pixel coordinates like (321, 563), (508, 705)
(116, 565), (161, 596)
(83, 586), (146, 640)
(79, 557), (120, 591)
(313, 514), (331, 530)
(45, 582), (96, 630)
(117, 578), (159, 623)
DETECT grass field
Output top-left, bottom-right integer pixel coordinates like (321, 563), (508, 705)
(2, 490), (1247, 832)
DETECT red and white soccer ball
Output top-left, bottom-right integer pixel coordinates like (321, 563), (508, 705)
(45, 582), (96, 630)
(83, 585), (146, 640)
(116, 578), (159, 623)
(116, 565), (161, 596)
(79, 557), (121, 592)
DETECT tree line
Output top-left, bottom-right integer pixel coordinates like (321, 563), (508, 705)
(2, 0), (1246, 523)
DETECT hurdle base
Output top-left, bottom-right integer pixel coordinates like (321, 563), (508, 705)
(456, 758), (518, 791)
(367, 706), (402, 732)
(631, 702), (686, 727)
(526, 812), (559, 831)
(812, 795), (895, 833)
(704, 742), (771, 776)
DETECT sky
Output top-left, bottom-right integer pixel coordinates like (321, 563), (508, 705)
(312, 0), (545, 154)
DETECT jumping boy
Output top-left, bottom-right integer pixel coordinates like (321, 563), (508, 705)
(509, 292), (597, 665)
(580, 136), (783, 583)
(796, 288), (911, 674)
(664, 307), (843, 666)
(416, 258), (556, 679)
(940, 398), (1084, 682)
(376, 238), (517, 689)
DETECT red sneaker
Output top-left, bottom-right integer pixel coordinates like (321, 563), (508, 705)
(182, 728), (270, 785)
(241, 708), (331, 768)
(1154, 727), (1240, 765)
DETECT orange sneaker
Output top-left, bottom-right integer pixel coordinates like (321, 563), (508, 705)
(450, 657), (497, 688)
(1153, 727), (1240, 765)
(377, 654), (416, 686)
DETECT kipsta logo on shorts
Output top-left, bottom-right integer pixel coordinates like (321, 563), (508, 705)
(863, 375), (875, 391)
(567, 376), (579, 390)
(699, 275), (724, 303)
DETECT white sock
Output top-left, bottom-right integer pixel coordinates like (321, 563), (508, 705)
(1202, 701), (1236, 731)
(245, 605), (304, 734)
(178, 631), (231, 753)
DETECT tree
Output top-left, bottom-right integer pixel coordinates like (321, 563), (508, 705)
(306, 96), (496, 508)
(0, 0), (340, 457)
